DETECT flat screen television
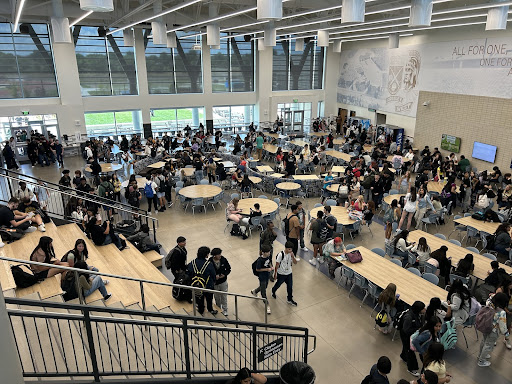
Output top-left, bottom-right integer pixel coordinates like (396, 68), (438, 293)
(472, 142), (497, 163)
(441, 134), (461, 153)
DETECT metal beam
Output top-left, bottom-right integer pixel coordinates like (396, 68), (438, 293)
(72, 24), (81, 46)
(290, 41), (312, 89)
(27, 24), (53, 67)
(174, 37), (201, 92)
(106, 34), (137, 94)
(230, 37), (253, 88)
(106, 0), (158, 28)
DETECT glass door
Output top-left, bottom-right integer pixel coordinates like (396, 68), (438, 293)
(11, 127), (31, 162)
(292, 111), (304, 133)
(283, 110), (292, 134)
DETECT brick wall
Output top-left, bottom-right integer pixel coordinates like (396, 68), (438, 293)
(415, 91), (512, 173)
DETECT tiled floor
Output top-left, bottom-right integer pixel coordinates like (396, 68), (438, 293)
(21, 157), (512, 384)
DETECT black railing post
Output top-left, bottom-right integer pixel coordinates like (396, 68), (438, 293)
(182, 319), (192, 379)
(75, 271), (84, 305)
(139, 281), (146, 312)
(83, 309), (101, 382)
(303, 329), (309, 364)
(5, 169), (13, 198)
(252, 325), (258, 372)
(152, 219), (157, 243)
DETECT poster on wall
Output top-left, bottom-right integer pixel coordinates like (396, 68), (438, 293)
(337, 37), (512, 118)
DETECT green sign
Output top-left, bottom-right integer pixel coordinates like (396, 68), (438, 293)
(21, 111), (29, 115)
(368, 108), (376, 112)
(293, 99), (298, 103)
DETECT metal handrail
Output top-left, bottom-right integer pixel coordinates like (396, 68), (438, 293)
(0, 255), (269, 323)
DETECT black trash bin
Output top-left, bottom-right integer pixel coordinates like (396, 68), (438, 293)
(279, 361), (315, 384)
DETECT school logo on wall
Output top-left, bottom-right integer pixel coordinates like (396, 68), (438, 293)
(387, 65), (403, 95)
(386, 50), (421, 113)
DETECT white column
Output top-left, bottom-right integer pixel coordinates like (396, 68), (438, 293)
(0, 285), (24, 384)
(317, 30), (329, 47)
(257, 0), (283, 20)
(256, 44), (273, 124)
(264, 22), (276, 46)
(388, 33), (399, 49)
(295, 38), (304, 52)
(133, 29), (150, 124)
(202, 37), (214, 119)
(341, 0), (365, 23)
(333, 40), (342, 53)
(486, 0), (509, 30)
(409, 0), (433, 27)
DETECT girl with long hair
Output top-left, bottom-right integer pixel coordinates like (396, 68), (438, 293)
(30, 236), (67, 279)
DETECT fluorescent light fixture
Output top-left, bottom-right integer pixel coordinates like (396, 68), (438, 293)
(108, 0), (202, 35)
(166, 7), (257, 33)
(434, 1), (512, 15)
(222, 21), (267, 31)
(282, 5), (342, 20)
(69, 10), (94, 27)
(13, 0), (27, 31)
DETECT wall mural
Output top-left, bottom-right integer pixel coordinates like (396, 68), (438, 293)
(337, 37), (512, 117)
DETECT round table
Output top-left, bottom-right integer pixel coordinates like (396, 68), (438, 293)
(310, 205), (355, 226)
(276, 182), (301, 191)
(85, 163), (122, 174)
(249, 176), (262, 184)
(383, 194), (405, 205)
(327, 184), (340, 193)
(238, 198), (278, 215)
(178, 185), (222, 199)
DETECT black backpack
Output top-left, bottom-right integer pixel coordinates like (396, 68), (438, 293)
(252, 259), (260, 276)
(172, 272), (192, 302)
(393, 309), (409, 331)
(103, 182), (115, 200)
(282, 214), (298, 236)
(316, 219), (329, 241)
(61, 274), (78, 301)
(11, 265), (40, 288)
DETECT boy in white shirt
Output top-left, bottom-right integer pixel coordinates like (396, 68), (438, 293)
(271, 241), (298, 306)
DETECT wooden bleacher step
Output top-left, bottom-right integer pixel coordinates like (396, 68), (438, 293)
(143, 250), (163, 268)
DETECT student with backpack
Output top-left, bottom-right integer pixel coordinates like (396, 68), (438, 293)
(97, 176), (115, 219)
(399, 301), (426, 377)
(309, 210), (328, 266)
(271, 241), (298, 306)
(362, 356), (392, 384)
(187, 246), (217, 315)
(411, 316), (442, 366)
(409, 370), (439, 384)
(154, 170), (168, 212)
(211, 248), (231, 316)
(476, 292), (510, 367)
(251, 244), (273, 315)
(283, 205), (302, 256)
(165, 236), (188, 277)
(144, 174), (159, 215)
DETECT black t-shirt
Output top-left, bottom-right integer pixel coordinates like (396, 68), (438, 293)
(0, 206), (15, 227)
(90, 224), (106, 245)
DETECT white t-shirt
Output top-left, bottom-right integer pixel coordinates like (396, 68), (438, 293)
(276, 251), (293, 275)
(404, 193), (416, 213)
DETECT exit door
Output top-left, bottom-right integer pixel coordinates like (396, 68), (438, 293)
(283, 110), (304, 134)
(12, 127), (32, 162)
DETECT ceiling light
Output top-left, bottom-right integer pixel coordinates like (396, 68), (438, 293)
(80, 0), (113, 12)
(13, 0), (27, 31)
(282, 5), (342, 20)
(69, 10), (94, 27)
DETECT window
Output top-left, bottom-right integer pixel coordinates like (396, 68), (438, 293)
(85, 110), (142, 138)
(211, 34), (254, 92)
(212, 105), (254, 129)
(0, 114), (60, 143)
(277, 102), (312, 130)
(0, 23), (58, 99)
(272, 39), (324, 91)
(150, 107), (205, 134)
(145, 31), (203, 94)
(74, 26), (137, 96)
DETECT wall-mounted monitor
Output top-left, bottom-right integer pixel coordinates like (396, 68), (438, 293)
(441, 134), (461, 153)
(472, 142), (497, 163)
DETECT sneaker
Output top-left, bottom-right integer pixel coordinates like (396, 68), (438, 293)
(302, 247), (309, 252)
(408, 370), (420, 377)
(251, 289), (258, 297)
(477, 360), (491, 367)
(505, 339), (512, 350)
(209, 310), (218, 315)
(318, 257), (325, 264)
(38, 224), (46, 232)
(309, 258), (317, 266)
(485, 354), (491, 359)
(103, 280), (110, 285)
(103, 293), (112, 301)
(0, 241), (4, 248)
(267, 306), (271, 314)
(222, 309), (228, 316)
(294, 256), (300, 262)
(24, 227), (37, 233)
(287, 300), (298, 306)
(271, 291), (277, 299)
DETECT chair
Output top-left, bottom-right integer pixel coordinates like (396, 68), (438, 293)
(313, 203), (323, 208)
(448, 239), (461, 246)
(407, 267), (421, 276)
(200, 179), (209, 185)
(366, 281), (382, 313)
(176, 181), (184, 189)
(390, 259), (402, 267)
(461, 314), (478, 348)
(347, 220), (361, 240)
(231, 193), (240, 200)
(389, 189), (399, 195)
(247, 216), (264, 237)
(258, 195), (268, 199)
(449, 273), (471, 288)
(325, 199), (337, 206)
(207, 193), (223, 211)
(434, 233), (446, 240)
(212, 182), (221, 187)
(463, 226), (479, 246)
(348, 273), (368, 300)
(466, 246), (479, 254)
(224, 218), (235, 234)
(422, 273), (439, 285)
(345, 244), (356, 250)
(340, 265), (354, 288)
(371, 247), (386, 257)
(364, 217), (374, 237)
(421, 213), (439, 232)
(406, 252), (417, 268)
(481, 252), (497, 261)
(391, 222), (398, 235)
(423, 263), (438, 275)
(189, 197), (205, 215)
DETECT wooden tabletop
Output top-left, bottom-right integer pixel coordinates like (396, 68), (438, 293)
(335, 247), (448, 306)
(85, 163), (123, 173)
(263, 143), (279, 154)
(407, 230), (512, 280)
(238, 198), (278, 215)
(257, 165), (274, 173)
(308, 132), (329, 137)
(384, 194), (405, 205)
(363, 144), (374, 152)
(426, 181), (460, 194)
(179, 168), (195, 177)
(331, 166), (346, 174)
(178, 185), (222, 199)
(148, 161), (166, 169)
(386, 155), (410, 163)
(213, 157), (222, 162)
(380, 166), (396, 174)
(453, 216), (501, 234)
(310, 205), (355, 226)
(270, 173), (286, 178)
(325, 151), (352, 162)
(249, 176), (262, 184)
(292, 174), (319, 181)
(221, 161), (235, 168)
(264, 132), (287, 139)
(287, 140), (309, 147)
(333, 138), (345, 145)
(205, 137), (216, 145)
(327, 184), (340, 193)
(276, 182), (301, 191)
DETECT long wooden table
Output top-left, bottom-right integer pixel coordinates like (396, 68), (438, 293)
(453, 216), (500, 234)
(386, 155), (410, 163)
(263, 143), (279, 154)
(407, 230), (512, 280)
(325, 151), (352, 162)
(336, 247), (447, 305)
(178, 185), (222, 199)
(148, 161), (166, 169)
(292, 175), (319, 181)
(384, 194), (405, 205)
(238, 198), (278, 215)
(426, 181), (460, 194)
(287, 140), (309, 147)
(85, 163), (122, 174)
(310, 205), (355, 226)
(256, 165), (274, 174)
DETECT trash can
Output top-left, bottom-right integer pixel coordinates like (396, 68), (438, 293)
(279, 361), (316, 384)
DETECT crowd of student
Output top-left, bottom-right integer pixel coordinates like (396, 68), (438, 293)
(2, 132), (64, 170)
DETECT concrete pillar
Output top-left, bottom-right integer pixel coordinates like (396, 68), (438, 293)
(0, 285), (25, 384)
(342, 0), (365, 23)
(388, 33), (399, 49)
(132, 111), (142, 131)
(409, 0), (433, 27)
(264, 22), (276, 47)
(244, 105), (252, 126)
(192, 108), (199, 128)
(257, 0), (283, 20)
(133, 28), (151, 125)
(486, 0), (509, 30)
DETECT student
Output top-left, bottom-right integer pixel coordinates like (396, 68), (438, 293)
(165, 236), (188, 277)
(16, 197), (47, 232)
(211, 248), (231, 316)
(453, 254), (474, 278)
(383, 199), (401, 225)
(0, 197), (37, 233)
(429, 246), (451, 283)
(412, 316), (442, 361)
(61, 261), (111, 302)
(260, 221), (277, 262)
(144, 174), (159, 214)
(477, 292), (510, 367)
(251, 244), (273, 315)
(154, 170), (168, 212)
(15, 181), (34, 201)
(443, 279), (470, 325)
(425, 298), (451, 323)
(284, 205), (302, 256)
(393, 230), (415, 266)
(30, 236), (67, 279)
(309, 210), (326, 265)
(126, 224), (160, 253)
(187, 246), (217, 315)
(244, 203), (263, 237)
(321, 170), (334, 203)
(400, 301), (426, 377)
(363, 356), (392, 384)
(61, 239), (98, 272)
(226, 367), (267, 384)
(422, 343), (451, 383)
(226, 198), (248, 239)
(34, 179), (49, 210)
(411, 237), (431, 266)
(376, 283), (398, 334)
(87, 217), (125, 250)
(324, 237), (347, 278)
(398, 186), (417, 231)
(271, 241), (298, 306)
(415, 187), (435, 229)
(410, 370), (439, 384)
(295, 201), (308, 252)
(493, 223), (511, 258)
(323, 205), (338, 240)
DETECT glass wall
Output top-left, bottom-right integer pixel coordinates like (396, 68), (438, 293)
(145, 31), (203, 94)
(84, 110), (142, 138)
(150, 107), (205, 134)
(272, 39), (324, 91)
(277, 102), (312, 130)
(0, 23), (58, 99)
(212, 105), (254, 129)
(211, 34), (254, 93)
(74, 26), (137, 96)
(0, 114), (59, 142)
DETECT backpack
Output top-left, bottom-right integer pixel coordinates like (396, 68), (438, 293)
(469, 297), (482, 317)
(0, 228), (24, 243)
(475, 306), (496, 334)
(375, 309), (389, 328)
(316, 219), (329, 241)
(282, 214), (298, 236)
(172, 272), (192, 302)
(485, 234), (496, 250)
(11, 265), (40, 288)
(440, 319), (457, 350)
(252, 259), (260, 277)
(393, 309), (409, 330)
(61, 273), (78, 301)
(144, 182), (154, 198)
(102, 182), (115, 200)
(471, 211), (485, 221)
(410, 330), (430, 352)
(190, 259), (211, 296)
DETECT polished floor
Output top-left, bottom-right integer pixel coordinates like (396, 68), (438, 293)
(19, 156), (512, 384)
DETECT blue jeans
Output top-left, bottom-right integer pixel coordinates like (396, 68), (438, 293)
(272, 273), (293, 301)
(103, 234), (122, 249)
(83, 275), (107, 297)
(38, 154), (49, 166)
(494, 245), (512, 260)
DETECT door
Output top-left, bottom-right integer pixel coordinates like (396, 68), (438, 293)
(338, 108), (348, 125)
(11, 127), (31, 162)
(283, 110), (292, 134)
(376, 113), (387, 125)
(292, 111), (304, 134)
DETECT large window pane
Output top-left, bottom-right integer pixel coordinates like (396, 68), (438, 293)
(74, 26), (138, 96)
(150, 107), (205, 134)
(212, 105), (254, 130)
(0, 23), (58, 99)
(85, 110), (142, 138)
